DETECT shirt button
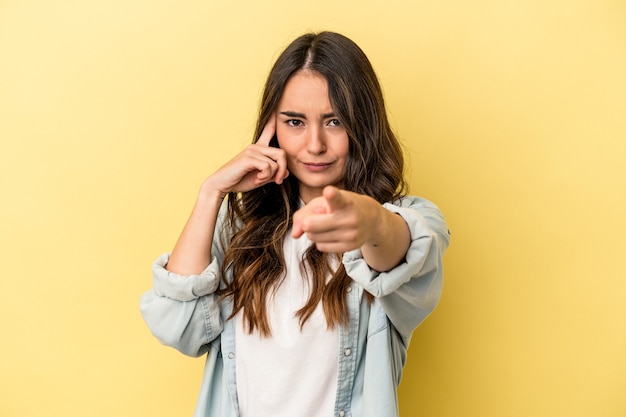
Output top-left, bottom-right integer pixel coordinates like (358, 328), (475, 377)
(344, 348), (352, 356)
(346, 286), (352, 293)
(339, 411), (345, 417)
(228, 352), (235, 359)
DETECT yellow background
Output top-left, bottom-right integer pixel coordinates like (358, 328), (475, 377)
(1, 0), (625, 416)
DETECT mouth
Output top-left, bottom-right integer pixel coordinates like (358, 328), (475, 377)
(302, 162), (333, 172)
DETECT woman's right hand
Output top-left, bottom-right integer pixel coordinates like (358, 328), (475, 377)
(202, 114), (289, 199)
(167, 114), (289, 275)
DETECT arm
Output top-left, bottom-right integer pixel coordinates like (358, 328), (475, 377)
(359, 199), (411, 272)
(140, 252), (224, 357)
(344, 197), (450, 338)
(140, 115), (289, 355)
(166, 185), (224, 275)
(167, 114), (288, 275)
(291, 186), (411, 272)
(292, 190), (449, 337)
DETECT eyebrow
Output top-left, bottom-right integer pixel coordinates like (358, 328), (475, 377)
(279, 111), (336, 119)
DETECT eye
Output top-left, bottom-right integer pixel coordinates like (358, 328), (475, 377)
(327, 119), (342, 127)
(286, 119), (303, 127)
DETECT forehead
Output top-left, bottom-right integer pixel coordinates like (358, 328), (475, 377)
(278, 70), (331, 109)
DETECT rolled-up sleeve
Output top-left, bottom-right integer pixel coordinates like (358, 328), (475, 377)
(140, 202), (230, 357)
(150, 253), (221, 301)
(343, 197), (450, 338)
(140, 254), (224, 357)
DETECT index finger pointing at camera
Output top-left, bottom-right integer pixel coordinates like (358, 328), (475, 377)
(256, 113), (277, 147)
(323, 186), (348, 213)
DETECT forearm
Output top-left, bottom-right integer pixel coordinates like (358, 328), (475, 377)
(361, 204), (411, 272)
(166, 180), (225, 275)
(344, 197), (449, 335)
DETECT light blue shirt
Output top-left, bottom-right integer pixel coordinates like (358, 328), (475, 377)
(140, 196), (450, 417)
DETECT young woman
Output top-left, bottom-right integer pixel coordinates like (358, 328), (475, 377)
(141, 31), (450, 417)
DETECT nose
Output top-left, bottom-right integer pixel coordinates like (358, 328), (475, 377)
(306, 125), (326, 155)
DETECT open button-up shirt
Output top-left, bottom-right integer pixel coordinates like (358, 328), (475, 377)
(140, 196), (450, 417)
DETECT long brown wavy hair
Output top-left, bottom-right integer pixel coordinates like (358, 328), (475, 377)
(220, 31), (407, 336)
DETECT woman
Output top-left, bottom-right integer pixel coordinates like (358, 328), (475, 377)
(140, 31), (450, 417)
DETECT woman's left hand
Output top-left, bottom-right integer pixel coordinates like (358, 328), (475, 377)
(292, 186), (381, 253)
(292, 186), (411, 272)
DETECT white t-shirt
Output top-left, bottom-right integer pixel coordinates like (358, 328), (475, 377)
(235, 232), (340, 417)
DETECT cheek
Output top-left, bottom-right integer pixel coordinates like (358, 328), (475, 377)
(275, 126), (288, 149)
(337, 136), (350, 159)
(275, 128), (299, 157)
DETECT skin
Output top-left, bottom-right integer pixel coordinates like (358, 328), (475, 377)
(166, 70), (410, 275)
(275, 70), (349, 204)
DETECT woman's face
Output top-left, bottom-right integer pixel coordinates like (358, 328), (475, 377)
(276, 70), (349, 203)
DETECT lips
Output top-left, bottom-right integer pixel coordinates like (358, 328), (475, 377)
(302, 162), (333, 172)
